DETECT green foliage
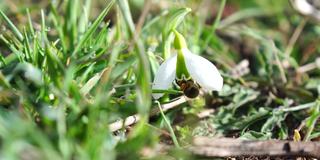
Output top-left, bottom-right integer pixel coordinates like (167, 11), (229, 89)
(162, 8), (191, 59)
(0, 0), (320, 159)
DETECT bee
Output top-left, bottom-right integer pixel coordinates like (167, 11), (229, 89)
(175, 79), (200, 98)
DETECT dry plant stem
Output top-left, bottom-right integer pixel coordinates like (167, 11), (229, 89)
(197, 109), (215, 119)
(298, 62), (317, 73)
(190, 137), (320, 158)
(283, 18), (308, 70)
(284, 18), (308, 56)
(135, 0), (151, 35)
(271, 41), (287, 83)
(109, 97), (187, 132)
(297, 57), (320, 73)
(128, 0), (151, 50)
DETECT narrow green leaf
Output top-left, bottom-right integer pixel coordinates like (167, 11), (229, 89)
(26, 9), (35, 36)
(0, 9), (23, 41)
(78, 0), (91, 35)
(72, 0), (115, 56)
(162, 8), (191, 59)
(117, 0), (151, 116)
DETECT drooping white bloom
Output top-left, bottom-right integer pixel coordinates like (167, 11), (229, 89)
(291, 0), (320, 21)
(152, 40), (223, 99)
(292, 0), (314, 15)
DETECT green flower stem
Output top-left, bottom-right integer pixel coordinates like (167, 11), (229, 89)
(176, 50), (190, 79)
(173, 30), (190, 79)
(173, 30), (187, 49)
(156, 101), (180, 148)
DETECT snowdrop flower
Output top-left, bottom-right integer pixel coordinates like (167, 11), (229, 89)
(152, 30), (223, 99)
(291, 0), (320, 21)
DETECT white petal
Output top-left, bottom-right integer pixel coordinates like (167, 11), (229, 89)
(183, 49), (223, 91)
(152, 55), (177, 99)
(292, 0), (314, 15)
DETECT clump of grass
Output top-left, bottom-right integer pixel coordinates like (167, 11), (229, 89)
(0, 0), (320, 159)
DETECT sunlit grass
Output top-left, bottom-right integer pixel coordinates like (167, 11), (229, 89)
(0, 0), (320, 159)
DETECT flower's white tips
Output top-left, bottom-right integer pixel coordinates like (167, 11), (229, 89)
(152, 55), (177, 99)
(292, 0), (314, 15)
(183, 49), (223, 92)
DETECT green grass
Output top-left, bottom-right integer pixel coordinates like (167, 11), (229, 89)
(0, 0), (320, 159)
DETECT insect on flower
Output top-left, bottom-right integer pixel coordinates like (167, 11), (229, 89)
(152, 30), (223, 99)
(175, 79), (200, 98)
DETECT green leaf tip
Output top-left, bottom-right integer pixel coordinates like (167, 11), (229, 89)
(174, 30), (190, 79)
(176, 49), (190, 79)
(173, 30), (187, 50)
(184, 7), (192, 12)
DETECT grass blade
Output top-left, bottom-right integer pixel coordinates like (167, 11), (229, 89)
(0, 9), (23, 41)
(72, 0), (115, 57)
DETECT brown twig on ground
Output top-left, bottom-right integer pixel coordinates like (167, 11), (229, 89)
(196, 109), (215, 119)
(284, 18), (308, 57)
(189, 137), (320, 158)
(109, 96), (187, 132)
(297, 57), (320, 73)
(270, 40), (287, 83)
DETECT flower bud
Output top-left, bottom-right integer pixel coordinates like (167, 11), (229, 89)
(173, 30), (187, 50)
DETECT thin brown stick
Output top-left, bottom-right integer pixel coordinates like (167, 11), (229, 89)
(135, 0), (151, 35)
(109, 97), (187, 132)
(189, 137), (320, 158)
(270, 41), (287, 83)
(298, 62), (317, 73)
(284, 18), (308, 56)
(297, 57), (320, 73)
(196, 109), (215, 119)
(127, 0), (151, 51)
(283, 18), (308, 69)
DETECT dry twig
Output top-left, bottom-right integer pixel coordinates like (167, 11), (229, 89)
(189, 137), (320, 158)
(109, 97), (187, 132)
